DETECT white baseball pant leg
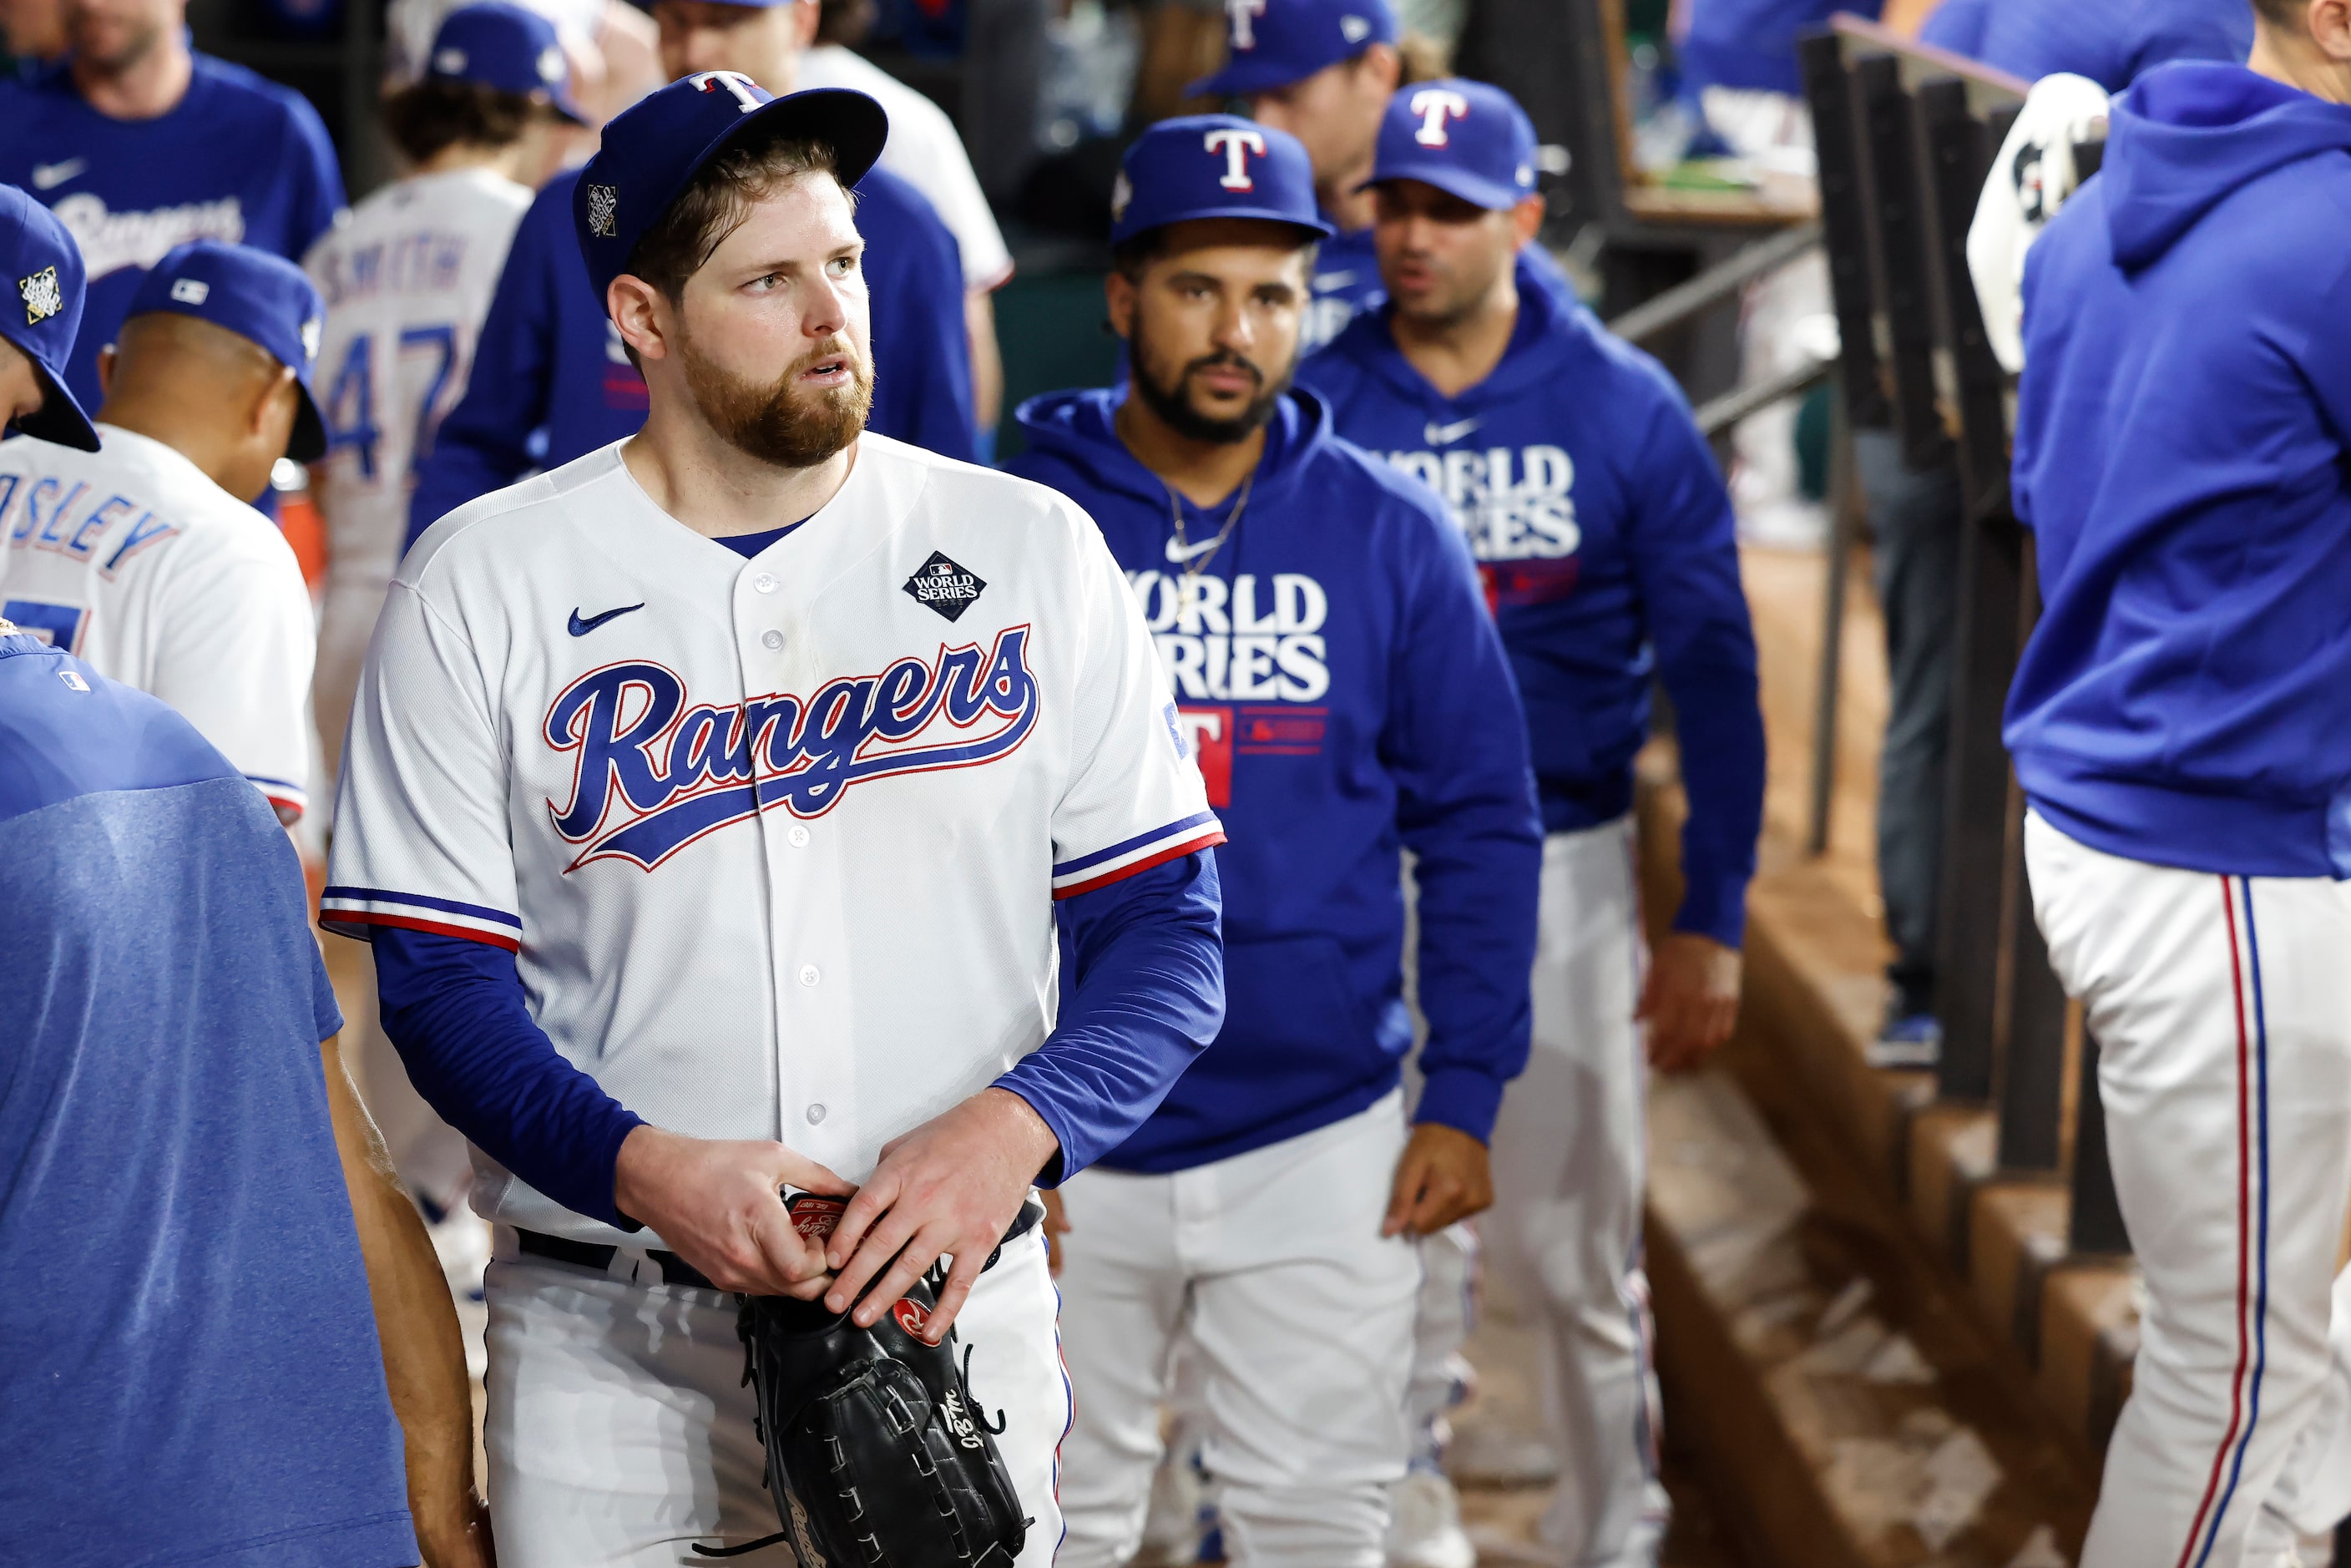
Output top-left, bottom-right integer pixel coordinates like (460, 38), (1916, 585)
(2026, 813), (2351, 1568)
(1055, 1092), (1423, 1568)
(1485, 817), (1667, 1567)
(1405, 1225), (1478, 1470)
(482, 1227), (1069, 1568)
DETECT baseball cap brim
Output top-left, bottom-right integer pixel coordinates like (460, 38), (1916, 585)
(1358, 160), (1531, 211)
(693, 86), (887, 209)
(10, 357), (100, 453)
(1116, 205), (1337, 249)
(1186, 53), (1339, 100)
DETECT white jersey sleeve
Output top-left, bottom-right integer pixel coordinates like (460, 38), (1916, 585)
(323, 550), (522, 948)
(146, 520), (319, 820)
(1045, 494), (1222, 897)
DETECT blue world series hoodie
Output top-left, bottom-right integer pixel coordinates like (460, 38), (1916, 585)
(407, 164), (976, 549)
(2005, 63), (2351, 878)
(1008, 387), (1540, 1171)
(1300, 258), (1763, 947)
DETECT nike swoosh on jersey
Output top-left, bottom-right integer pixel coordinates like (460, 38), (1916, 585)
(1165, 535), (1226, 564)
(1424, 417), (1482, 446)
(568, 603), (645, 636)
(31, 158), (87, 190)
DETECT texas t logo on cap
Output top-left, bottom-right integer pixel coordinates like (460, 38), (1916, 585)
(1206, 127), (1267, 190)
(693, 69), (762, 112)
(1412, 89), (1470, 147)
(1226, 0), (1266, 49)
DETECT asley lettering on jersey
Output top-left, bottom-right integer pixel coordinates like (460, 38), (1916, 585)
(543, 626), (1039, 872)
(1385, 442), (1580, 607)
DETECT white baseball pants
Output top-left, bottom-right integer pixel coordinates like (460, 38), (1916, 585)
(480, 1227), (1069, 1568)
(2025, 813), (2351, 1568)
(1054, 1091), (1423, 1568)
(1484, 818), (1667, 1566)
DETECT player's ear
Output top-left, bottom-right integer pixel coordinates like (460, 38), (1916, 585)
(609, 276), (673, 365)
(1360, 42), (1400, 95)
(792, 0), (820, 48)
(97, 345), (118, 400)
(1104, 271), (1136, 343)
(1510, 195), (1545, 249)
(249, 366), (299, 443)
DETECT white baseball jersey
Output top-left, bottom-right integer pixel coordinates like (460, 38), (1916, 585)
(306, 167), (532, 782)
(0, 425), (316, 819)
(797, 45), (1014, 292)
(322, 435), (1220, 1242)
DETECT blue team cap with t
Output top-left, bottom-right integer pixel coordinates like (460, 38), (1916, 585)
(427, 3), (586, 124)
(1110, 114), (1334, 248)
(1, 185), (100, 453)
(1187, 0), (1397, 99)
(574, 74), (887, 306)
(124, 241), (330, 462)
(1362, 78), (1540, 210)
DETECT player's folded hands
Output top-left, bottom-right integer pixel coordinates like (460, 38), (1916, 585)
(613, 1125), (854, 1297)
(822, 1087), (1062, 1343)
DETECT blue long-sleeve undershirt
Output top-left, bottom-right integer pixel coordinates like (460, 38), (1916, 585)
(369, 851), (1224, 1228)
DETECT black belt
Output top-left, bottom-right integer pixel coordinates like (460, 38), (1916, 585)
(515, 1198), (1045, 1294)
(517, 1229), (720, 1291)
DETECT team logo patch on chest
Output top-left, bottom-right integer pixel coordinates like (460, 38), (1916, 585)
(902, 550), (987, 622)
(543, 625), (1037, 870)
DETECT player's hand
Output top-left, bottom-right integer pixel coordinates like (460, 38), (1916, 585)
(612, 1125), (853, 1297)
(822, 1088), (1059, 1342)
(1040, 1187), (1069, 1277)
(1639, 933), (1743, 1075)
(1383, 1122), (1494, 1237)
(416, 1489), (494, 1568)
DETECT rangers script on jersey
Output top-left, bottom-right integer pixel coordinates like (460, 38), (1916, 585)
(0, 424), (316, 818)
(322, 434), (1222, 1242)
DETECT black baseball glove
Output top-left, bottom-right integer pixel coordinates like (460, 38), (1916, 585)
(696, 1197), (1044, 1567)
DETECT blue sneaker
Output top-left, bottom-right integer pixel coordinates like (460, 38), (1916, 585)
(1869, 1013), (1943, 1070)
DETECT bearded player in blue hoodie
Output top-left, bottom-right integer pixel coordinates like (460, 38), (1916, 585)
(2005, 3), (2351, 1562)
(1006, 117), (1541, 1568)
(1302, 80), (1763, 1566)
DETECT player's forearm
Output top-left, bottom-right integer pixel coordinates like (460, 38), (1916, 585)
(1658, 639), (1763, 949)
(319, 1038), (484, 1563)
(1403, 797), (1543, 1141)
(996, 851), (1226, 1181)
(372, 926), (648, 1228)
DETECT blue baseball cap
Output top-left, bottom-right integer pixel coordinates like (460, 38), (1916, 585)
(427, 2), (586, 124)
(1362, 78), (1539, 210)
(1110, 114), (1334, 249)
(574, 75), (887, 306)
(1187, 0), (1397, 99)
(124, 241), (329, 461)
(2, 185), (99, 452)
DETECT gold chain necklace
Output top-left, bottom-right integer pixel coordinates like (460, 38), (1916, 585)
(1165, 470), (1255, 581)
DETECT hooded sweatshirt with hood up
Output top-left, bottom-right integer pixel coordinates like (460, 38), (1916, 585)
(2004, 63), (2351, 878)
(1007, 387), (1541, 1172)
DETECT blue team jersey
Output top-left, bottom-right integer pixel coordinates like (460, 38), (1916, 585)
(1008, 388), (1540, 1170)
(0, 633), (415, 1568)
(1678, 0), (1883, 96)
(0, 56), (346, 412)
(408, 163), (976, 547)
(1299, 258), (1762, 946)
(1920, 0), (2249, 91)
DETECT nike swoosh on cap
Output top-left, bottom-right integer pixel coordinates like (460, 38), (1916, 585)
(1165, 535), (1225, 564)
(31, 158), (87, 190)
(1424, 417), (1481, 446)
(568, 602), (645, 636)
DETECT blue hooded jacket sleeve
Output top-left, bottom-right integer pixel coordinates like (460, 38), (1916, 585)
(409, 175), (566, 547)
(1378, 488), (1544, 1141)
(1624, 367), (1762, 948)
(1923, 0), (2251, 93)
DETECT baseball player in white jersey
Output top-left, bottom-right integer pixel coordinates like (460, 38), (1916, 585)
(322, 76), (1227, 1566)
(0, 239), (326, 824)
(311, 2), (581, 797)
(306, 0), (587, 1320)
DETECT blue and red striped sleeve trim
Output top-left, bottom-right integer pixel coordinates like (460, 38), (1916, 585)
(320, 885), (523, 951)
(1050, 811), (1226, 900)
